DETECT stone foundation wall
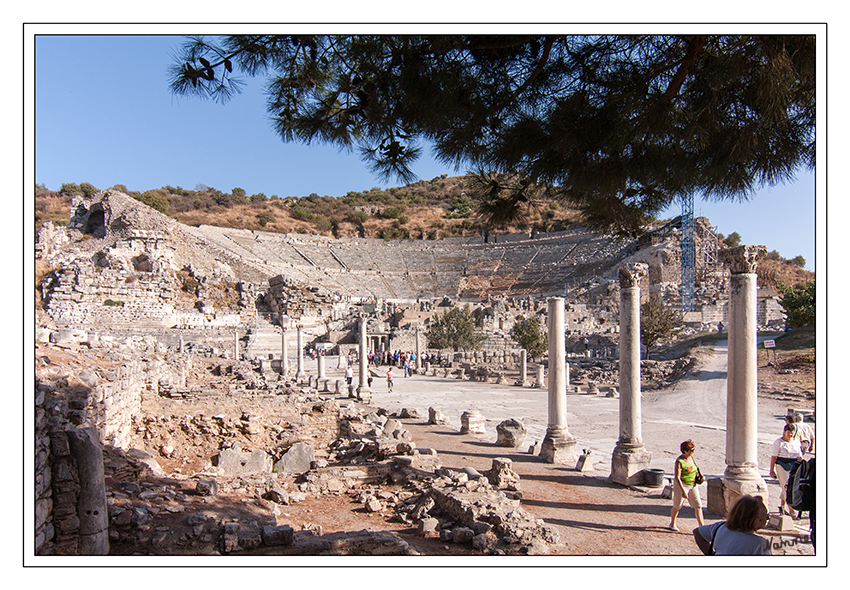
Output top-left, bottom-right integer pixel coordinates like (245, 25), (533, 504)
(35, 355), (147, 555)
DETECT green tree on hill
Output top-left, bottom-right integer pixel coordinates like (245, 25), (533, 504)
(134, 190), (170, 215)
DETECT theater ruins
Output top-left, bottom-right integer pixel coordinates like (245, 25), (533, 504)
(34, 190), (792, 556)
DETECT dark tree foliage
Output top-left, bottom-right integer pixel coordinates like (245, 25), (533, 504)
(776, 279), (815, 328)
(170, 35), (815, 235)
(510, 315), (549, 360)
(425, 305), (486, 352)
(640, 296), (681, 359)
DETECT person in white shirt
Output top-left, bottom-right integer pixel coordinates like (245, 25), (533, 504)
(770, 423), (804, 517)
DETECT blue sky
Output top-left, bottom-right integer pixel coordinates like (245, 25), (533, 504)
(33, 34), (818, 271)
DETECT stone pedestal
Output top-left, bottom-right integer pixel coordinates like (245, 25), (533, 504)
(534, 364), (545, 388)
(460, 411), (486, 434)
(610, 263), (652, 485)
(720, 246), (769, 510)
(317, 354), (326, 379)
(539, 298), (577, 464)
(611, 445), (654, 486)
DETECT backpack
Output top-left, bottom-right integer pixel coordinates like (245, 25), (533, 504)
(786, 457), (815, 512)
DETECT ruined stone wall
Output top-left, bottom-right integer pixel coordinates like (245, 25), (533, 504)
(44, 264), (180, 326)
(35, 353), (147, 554)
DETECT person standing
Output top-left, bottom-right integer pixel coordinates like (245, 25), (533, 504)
(792, 413), (815, 454)
(693, 495), (771, 555)
(669, 439), (705, 531)
(386, 367), (394, 393)
(770, 423), (804, 517)
(345, 365), (353, 386)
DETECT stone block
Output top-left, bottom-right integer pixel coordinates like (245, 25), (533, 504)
(485, 457), (520, 490)
(495, 418), (527, 448)
(609, 446), (653, 486)
(418, 517), (440, 535)
(706, 476), (727, 517)
(460, 411), (486, 434)
(428, 407), (450, 425)
(399, 407), (422, 419)
(769, 514), (796, 532)
(273, 442), (315, 475)
(195, 479), (219, 496)
(263, 524), (295, 547)
(217, 447), (273, 475)
(452, 527), (475, 544)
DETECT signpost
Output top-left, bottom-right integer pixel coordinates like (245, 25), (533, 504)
(764, 339), (777, 365)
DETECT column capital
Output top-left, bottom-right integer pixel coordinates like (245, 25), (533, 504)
(618, 262), (648, 288)
(720, 245), (766, 274)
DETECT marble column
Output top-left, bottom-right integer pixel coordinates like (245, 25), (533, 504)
(535, 364), (545, 388)
(317, 353), (326, 379)
(281, 318), (290, 376)
(415, 327), (422, 372)
(539, 297), (577, 464)
(610, 263), (653, 485)
(233, 330), (239, 360)
(296, 324), (305, 382)
(357, 316), (371, 399)
(721, 245), (769, 508)
(517, 349), (529, 386)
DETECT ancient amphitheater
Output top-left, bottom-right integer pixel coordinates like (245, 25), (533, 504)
(33, 190), (795, 558)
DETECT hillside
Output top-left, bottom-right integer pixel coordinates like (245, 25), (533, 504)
(36, 175), (580, 242)
(34, 177), (812, 287)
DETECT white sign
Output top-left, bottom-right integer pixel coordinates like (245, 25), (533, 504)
(764, 340), (776, 349)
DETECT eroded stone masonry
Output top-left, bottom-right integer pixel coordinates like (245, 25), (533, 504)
(34, 190), (786, 556)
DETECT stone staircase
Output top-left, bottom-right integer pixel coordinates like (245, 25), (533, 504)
(482, 333), (520, 352)
(245, 316), (283, 359)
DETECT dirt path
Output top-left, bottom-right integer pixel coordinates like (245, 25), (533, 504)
(367, 343), (815, 556)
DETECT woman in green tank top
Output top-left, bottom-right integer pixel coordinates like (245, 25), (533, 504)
(669, 439), (705, 531)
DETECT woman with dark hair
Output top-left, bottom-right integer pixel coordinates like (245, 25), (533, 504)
(668, 439), (705, 531)
(694, 495), (771, 555)
(770, 423), (804, 517)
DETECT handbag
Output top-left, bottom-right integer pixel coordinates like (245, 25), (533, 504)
(694, 465), (705, 485)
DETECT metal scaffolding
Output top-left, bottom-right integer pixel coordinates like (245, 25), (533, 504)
(680, 194), (695, 313)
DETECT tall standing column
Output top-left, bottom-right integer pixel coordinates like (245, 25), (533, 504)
(415, 327), (422, 372)
(281, 317), (290, 377)
(721, 245), (768, 508)
(357, 316), (371, 399)
(296, 324), (305, 382)
(234, 330), (240, 361)
(539, 297), (577, 464)
(610, 263), (653, 485)
(517, 349), (529, 386)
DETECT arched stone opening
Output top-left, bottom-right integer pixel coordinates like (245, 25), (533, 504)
(83, 204), (106, 237)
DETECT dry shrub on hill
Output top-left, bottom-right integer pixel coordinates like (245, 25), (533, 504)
(757, 258), (814, 289)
